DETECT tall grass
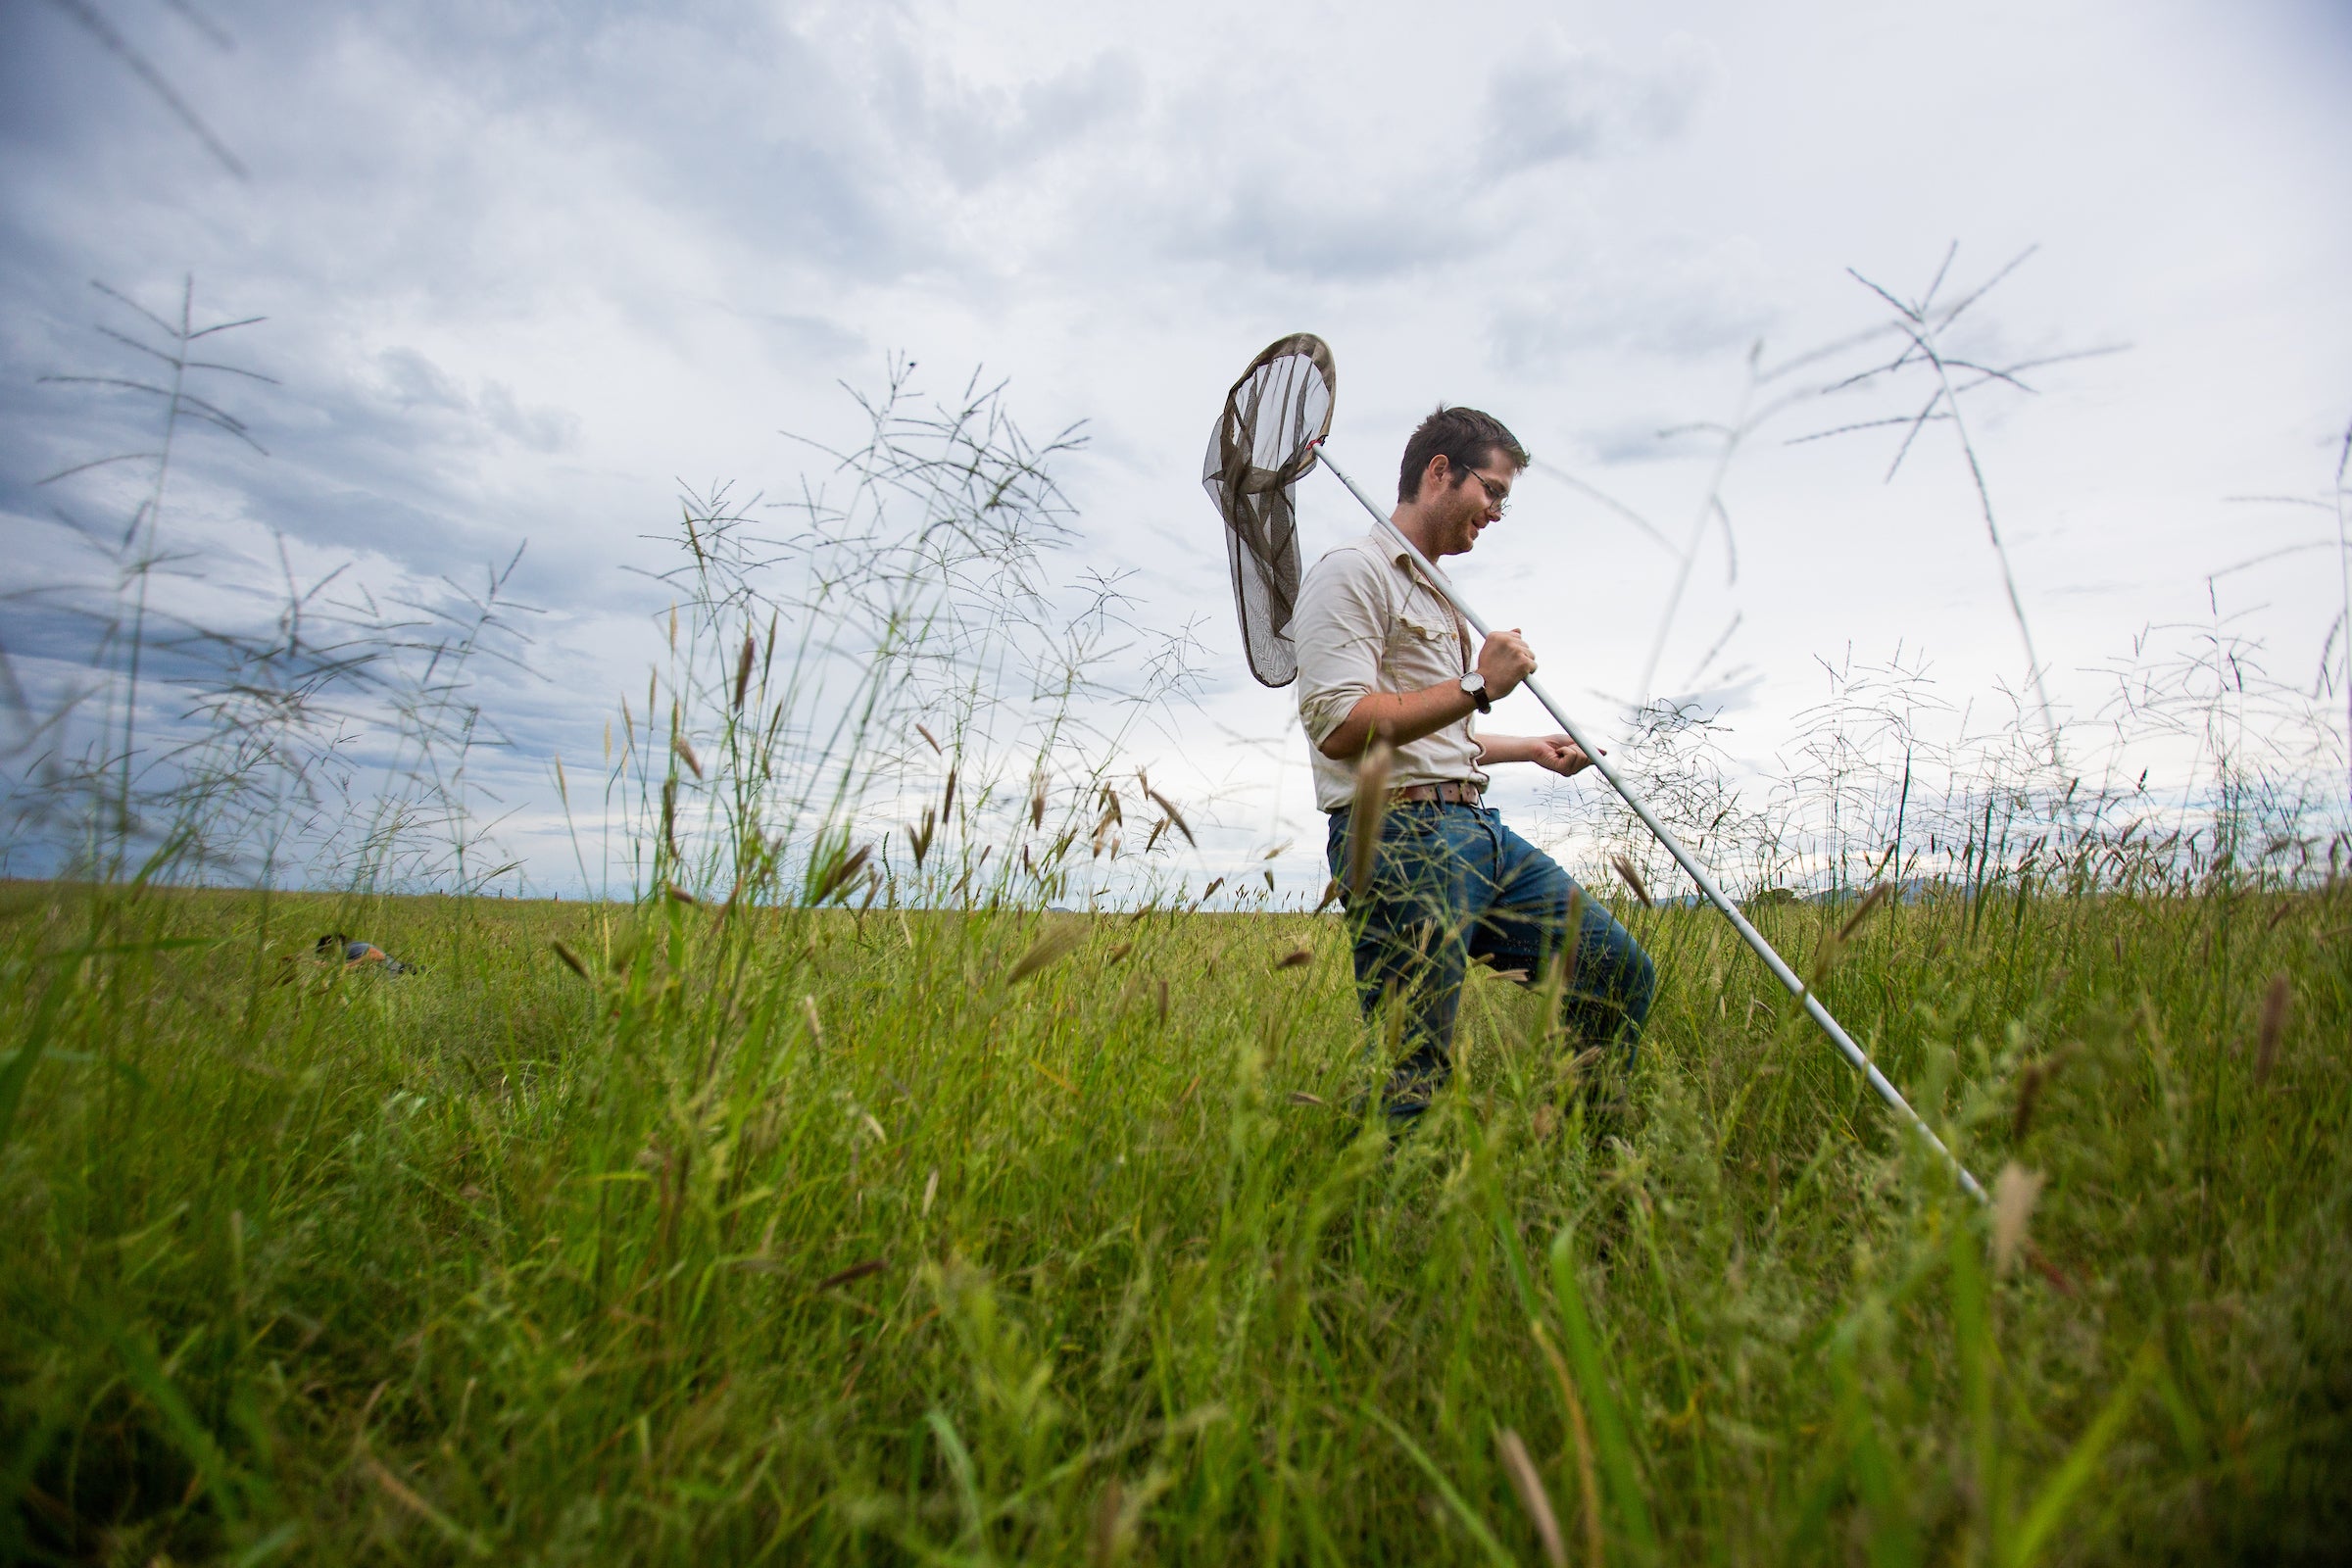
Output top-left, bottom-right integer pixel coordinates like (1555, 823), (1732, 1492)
(3, 276), (533, 899)
(3, 855), (2346, 1562)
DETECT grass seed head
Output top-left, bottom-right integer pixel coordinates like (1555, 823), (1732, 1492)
(1007, 920), (1088, 985)
(1348, 740), (1395, 896)
(1145, 787), (1195, 847)
(1836, 882), (1894, 942)
(1610, 855), (1653, 908)
(1992, 1161), (2044, 1277)
(2011, 1045), (2075, 1142)
(2255, 971), (2291, 1084)
(809, 845), (874, 906)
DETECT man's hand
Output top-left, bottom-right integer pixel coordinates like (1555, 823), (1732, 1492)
(1527, 734), (1600, 777)
(1476, 628), (1537, 699)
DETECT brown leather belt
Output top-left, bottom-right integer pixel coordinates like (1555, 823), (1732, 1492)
(1388, 780), (1483, 807)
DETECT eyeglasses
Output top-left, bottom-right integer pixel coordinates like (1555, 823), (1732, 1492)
(1456, 465), (1511, 514)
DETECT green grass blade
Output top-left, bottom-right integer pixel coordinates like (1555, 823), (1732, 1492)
(1360, 1403), (1517, 1568)
(2003, 1341), (2161, 1568)
(1546, 1227), (1659, 1554)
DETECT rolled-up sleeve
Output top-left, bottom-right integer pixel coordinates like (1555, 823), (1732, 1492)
(1293, 548), (1386, 748)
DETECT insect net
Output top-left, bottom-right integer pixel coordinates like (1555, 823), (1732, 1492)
(1200, 333), (1336, 687)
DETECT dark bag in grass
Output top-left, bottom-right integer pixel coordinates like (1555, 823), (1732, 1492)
(316, 932), (420, 976)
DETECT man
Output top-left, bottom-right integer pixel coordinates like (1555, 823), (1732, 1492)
(1292, 406), (1654, 1119)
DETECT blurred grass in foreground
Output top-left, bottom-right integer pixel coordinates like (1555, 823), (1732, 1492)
(3, 878), (2347, 1565)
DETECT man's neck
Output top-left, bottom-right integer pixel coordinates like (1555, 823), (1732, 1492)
(1387, 505), (1446, 564)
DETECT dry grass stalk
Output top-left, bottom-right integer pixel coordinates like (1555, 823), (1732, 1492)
(916, 722), (941, 754)
(801, 995), (823, 1046)
(662, 883), (697, 905)
(1314, 879), (1343, 913)
(1529, 1319), (1604, 1568)
(1007, 920), (1088, 985)
(1991, 1161), (2043, 1277)
(732, 634), (756, 711)
(1031, 770), (1048, 829)
(1610, 855), (1653, 908)
(1494, 1427), (1566, 1568)
(365, 1450), (482, 1551)
(1200, 877), (1224, 903)
(1836, 882), (1895, 942)
(2255, 971), (2291, 1085)
(813, 1258), (885, 1292)
(1103, 941), (1134, 965)
(550, 940), (590, 980)
(1274, 946), (1313, 969)
(1348, 740), (1395, 897)
(1090, 1477), (1126, 1567)
(672, 734), (704, 780)
(1287, 1090), (1326, 1107)
(942, 764), (957, 818)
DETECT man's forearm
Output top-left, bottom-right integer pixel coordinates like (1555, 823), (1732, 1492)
(1316, 681), (1480, 760)
(1475, 733), (1542, 765)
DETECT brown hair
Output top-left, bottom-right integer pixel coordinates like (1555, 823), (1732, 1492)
(1396, 405), (1530, 503)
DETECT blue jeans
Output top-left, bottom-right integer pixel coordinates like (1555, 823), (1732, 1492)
(1324, 803), (1655, 1113)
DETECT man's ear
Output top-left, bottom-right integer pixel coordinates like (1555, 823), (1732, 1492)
(1421, 452), (1454, 495)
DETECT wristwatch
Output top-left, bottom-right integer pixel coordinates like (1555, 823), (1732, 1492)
(1459, 671), (1492, 714)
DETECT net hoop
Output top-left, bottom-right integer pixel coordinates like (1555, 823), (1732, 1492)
(1200, 333), (1337, 687)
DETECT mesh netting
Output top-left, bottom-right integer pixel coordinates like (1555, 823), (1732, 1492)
(1201, 333), (1336, 688)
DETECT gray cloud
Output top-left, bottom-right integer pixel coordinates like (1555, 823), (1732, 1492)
(895, 50), (1146, 190)
(1488, 234), (1778, 367)
(1482, 33), (1717, 174)
(4, 0), (2347, 896)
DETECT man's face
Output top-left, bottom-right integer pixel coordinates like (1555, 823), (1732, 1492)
(1429, 450), (1514, 558)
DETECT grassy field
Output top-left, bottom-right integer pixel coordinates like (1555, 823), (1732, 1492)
(3, 876), (2347, 1564)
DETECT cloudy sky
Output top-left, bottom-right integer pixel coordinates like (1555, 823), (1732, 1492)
(4, 0), (2348, 895)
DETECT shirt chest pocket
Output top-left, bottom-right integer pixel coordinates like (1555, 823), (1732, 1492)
(1388, 610), (1461, 668)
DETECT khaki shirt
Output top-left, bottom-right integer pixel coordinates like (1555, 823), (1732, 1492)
(1294, 530), (1487, 812)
